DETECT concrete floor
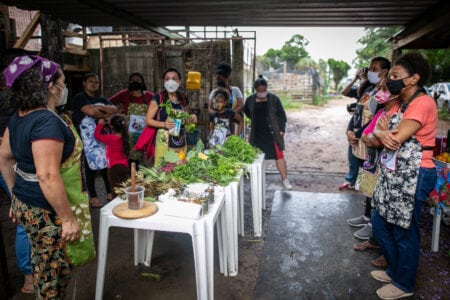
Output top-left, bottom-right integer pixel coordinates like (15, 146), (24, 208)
(255, 190), (382, 300)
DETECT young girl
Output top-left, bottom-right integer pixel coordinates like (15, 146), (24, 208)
(209, 88), (243, 147)
(94, 115), (130, 198)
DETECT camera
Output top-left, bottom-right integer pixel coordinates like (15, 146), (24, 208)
(362, 67), (368, 74)
(347, 102), (357, 113)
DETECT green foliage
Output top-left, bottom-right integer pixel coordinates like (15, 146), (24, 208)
(327, 58), (351, 89)
(280, 34), (310, 70)
(279, 94), (302, 110)
(219, 136), (259, 163)
(259, 34), (310, 70)
(438, 108), (450, 121)
(418, 49), (450, 83)
(353, 27), (402, 68)
(312, 93), (329, 106)
(159, 99), (191, 120)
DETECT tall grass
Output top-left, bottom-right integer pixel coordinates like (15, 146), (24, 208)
(279, 94), (302, 110)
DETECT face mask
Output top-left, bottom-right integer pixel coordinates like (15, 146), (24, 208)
(256, 92), (267, 98)
(217, 81), (226, 88)
(386, 78), (406, 95)
(367, 71), (381, 84)
(164, 79), (179, 93)
(374, 90), (391, 104)
(128, 81), (144, 91)
(55, 84), (68, 107)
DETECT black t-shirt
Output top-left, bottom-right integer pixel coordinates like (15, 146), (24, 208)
(210, 109), (236, 135)
(9, 110), (75, 211)
(72, 91), (112, 129)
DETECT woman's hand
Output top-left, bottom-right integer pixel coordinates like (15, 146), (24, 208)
(280, 131), (285, 137)
(164, 119), (175, 129)
(61, 217), (80, 242)
(9, 206), (17, 224)
(374, 129), (400, 150)
(347, 131), (358, 145)
(189, 114), (198, 124)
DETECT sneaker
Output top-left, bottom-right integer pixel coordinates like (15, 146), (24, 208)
(370, 270), (391, 283)
(339, 181), (355, 191)
(282, 179), (292, 190)
(347, 215), (370, 227)
(354, 223), (372, 240)
(376, 283), (414, 299)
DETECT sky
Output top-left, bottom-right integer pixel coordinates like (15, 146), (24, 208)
(238, 26), (366, 71)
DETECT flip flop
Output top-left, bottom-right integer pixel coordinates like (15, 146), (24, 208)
(371, 255), (388, 268)
(353, 241), (380, 251)
(21, 287), (34, 294)
(89, 198), (103, 208)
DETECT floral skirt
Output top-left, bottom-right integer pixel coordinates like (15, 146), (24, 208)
(12, 196), (72, 299)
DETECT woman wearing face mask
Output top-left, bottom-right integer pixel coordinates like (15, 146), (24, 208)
(0, 55), (95, 298)
(109, 72), (153, 166)
(145, 67), (197, 166)
(244, 75), (291, 189)
(369, 53), (437, 300)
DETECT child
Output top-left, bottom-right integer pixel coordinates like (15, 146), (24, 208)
(94, 115), (130, 198)
(209, 88), (243, 147)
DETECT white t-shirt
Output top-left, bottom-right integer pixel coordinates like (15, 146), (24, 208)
(209, 86), (243, 110)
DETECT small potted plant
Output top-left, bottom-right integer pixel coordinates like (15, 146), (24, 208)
(185, 122), (200, 146)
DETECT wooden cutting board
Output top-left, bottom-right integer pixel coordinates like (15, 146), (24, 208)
(112, 202), (158, 219)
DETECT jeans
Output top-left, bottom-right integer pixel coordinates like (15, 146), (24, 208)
(372, 167), (437, 292)
(345, 145), (363, 185)
(0, 173), (32, 275)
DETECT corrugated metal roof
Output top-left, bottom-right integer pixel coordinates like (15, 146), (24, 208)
(4, 0), (443, 27)
(4, 0), (450, 49)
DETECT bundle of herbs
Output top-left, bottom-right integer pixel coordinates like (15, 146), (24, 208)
(217, 135), (259, 163)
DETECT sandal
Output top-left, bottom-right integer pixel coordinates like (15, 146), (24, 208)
(371, 255), (388, 268)
(353, 241), (380, 251)
(89, 197), (103, 208)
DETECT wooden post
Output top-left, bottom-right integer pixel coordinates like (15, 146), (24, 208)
(40, 13), (64, 66)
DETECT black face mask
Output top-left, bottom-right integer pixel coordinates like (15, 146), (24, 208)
(386, 78), (406, 95)
(216, 81), (226, 88)
(128, 81), (144, 91)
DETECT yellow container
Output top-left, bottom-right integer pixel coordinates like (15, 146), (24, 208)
(186, 71), (201, 90)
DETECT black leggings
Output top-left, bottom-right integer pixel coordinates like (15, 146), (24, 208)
(83, 157), (112, 198)
(364, 197), (372, 218)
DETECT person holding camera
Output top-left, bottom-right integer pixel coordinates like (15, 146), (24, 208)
(339, 57), (391, 191)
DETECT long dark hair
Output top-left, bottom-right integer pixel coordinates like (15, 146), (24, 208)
(4, 67), (63, 111)
(110, 115), (129, 155)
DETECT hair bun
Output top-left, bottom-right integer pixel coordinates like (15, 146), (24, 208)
(258, 75), (263, 78)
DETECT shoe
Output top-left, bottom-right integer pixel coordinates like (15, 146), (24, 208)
(282, 179), (292, 190)
(376, 283), (413, 299)
(339, 182), (355, 191)
(370, 270), (391, 283)
(347, 215), (370, 227)
(354, 223), (372, 240)
(353, 240), (380, 251)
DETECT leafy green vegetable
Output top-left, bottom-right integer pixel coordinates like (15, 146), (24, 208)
(141, 272), (161, 281)
(163, 150), (181, 163)
(220, 136), (259, 163)
(144, 196), (157, 202)
(159, 99), (191, 120)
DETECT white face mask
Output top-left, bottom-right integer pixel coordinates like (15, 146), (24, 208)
(256, 92), (268, 98)
(367, 71), (381, 84)
(164, 79), (180, 93)
(55, 84), (68, 107)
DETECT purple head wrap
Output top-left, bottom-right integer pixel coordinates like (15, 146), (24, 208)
(3, 55), (59, 88)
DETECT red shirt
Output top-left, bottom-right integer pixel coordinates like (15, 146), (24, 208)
(94, 123), (129, 168)
(109, 89), (153, 114)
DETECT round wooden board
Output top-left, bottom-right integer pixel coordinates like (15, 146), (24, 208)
(112, 202), (158, 219)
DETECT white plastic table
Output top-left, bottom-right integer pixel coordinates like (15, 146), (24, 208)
(95, 190), (225, 300)
(431, 205), (450, 252)
(244, 153), (266, 237)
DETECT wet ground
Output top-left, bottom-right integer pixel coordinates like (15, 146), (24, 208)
(1, 98), (449, 299)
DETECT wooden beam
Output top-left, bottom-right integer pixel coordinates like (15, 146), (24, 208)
(63, 64), (90, 72)
(64, 47), (89, 56)
(13, 11), (40, 49)
(392, 12), (450, 49)
(63, 30), (84, 38)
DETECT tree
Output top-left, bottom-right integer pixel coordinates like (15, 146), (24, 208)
(353, 27), (402, 69)
(259, 48), (282, 70)
(318, 58), (330, 94)
(327, 58), (351, 90)
(295, 57), (318, 71)
(280, 34), (310, 70)
(418, 49), (450, 83)
(258, 34), (310, 71)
